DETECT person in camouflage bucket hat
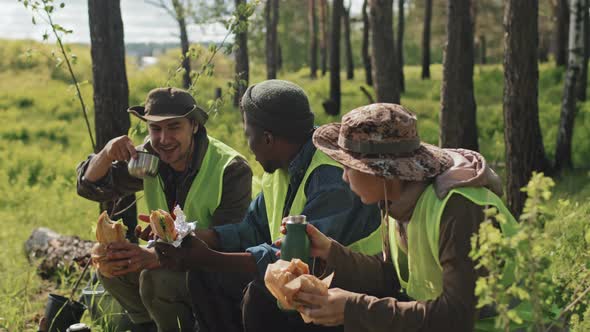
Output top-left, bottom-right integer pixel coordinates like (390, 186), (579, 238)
(287, 103), (520, 331)
(312, 103), (453, 181)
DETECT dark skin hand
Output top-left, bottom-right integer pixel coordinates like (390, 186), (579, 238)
(135, 213), (219, 247)
(154, 232), (258, 274)
(135, 212), (223, 270)
(154, 234), (211, 271)
(135, 214), (154, 241)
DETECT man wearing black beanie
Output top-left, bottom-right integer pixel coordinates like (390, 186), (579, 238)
(241, 79), (315, 143)
(155, 80), (382, 332)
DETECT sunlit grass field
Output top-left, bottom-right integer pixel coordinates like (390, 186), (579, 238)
(0, 39), (589, 330)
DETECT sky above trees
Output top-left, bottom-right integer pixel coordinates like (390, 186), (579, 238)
(0, 0), (366, 44)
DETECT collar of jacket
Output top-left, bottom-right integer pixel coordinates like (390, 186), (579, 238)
(287, 137), (316, 187)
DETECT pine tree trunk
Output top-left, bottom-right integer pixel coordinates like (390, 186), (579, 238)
(480, 35), (487, 64)
(320, 0), (328, 76)
(265, 0), (279, 79)
(344, 5), (354, 80)
(234, 0), (249, 107)
(556, 0), (585, 171)
(324, 0), (343, 115)
(421, 0), (432, 79)
(539, 32), (551, 62)
(309, 0), (318, 79)
(397, 0), (405, 92)
(553, 0), (570, 67)
(88, 0), (136, 238)
(278, 41), (283, 71)
(504, 0), (550, 218)
(576, 0), (589, 101)
(361, 0), (373, 86)
(440, 0), (478, 150)
(172, 0), (191, 89)
(369, 0), (399, 103)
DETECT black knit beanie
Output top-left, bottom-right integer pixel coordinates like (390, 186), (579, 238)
(241, 80), (315, 141)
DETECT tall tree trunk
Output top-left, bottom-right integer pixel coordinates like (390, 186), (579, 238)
(343, 4), (354, 80)
(440, 0), (478, 150)
(369, 0), (399, 103)
(324, 0), (342, 115)
(397, 0), (405, 92)
(479, 35), (487, 64)
(576, 0), (589, 101)
(504, 0), (550, 218)
(265, 0), (279, 79)
(556, 0), (585, 171)
(234, 0), (249, 107)
(421, 0), (432, 79)
(539, 35), (550, 62)
(278, 41), (283, 70)
(172, 0), (192, 89)
(553, 0), (570, 66)
(88, 0), (136, 240)
(361, 0), (373, 86)
(319, 0), (328, 76)
(309, 0), (318, 78)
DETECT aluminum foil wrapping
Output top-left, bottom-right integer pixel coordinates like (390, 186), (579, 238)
(147, 205), (197, 248)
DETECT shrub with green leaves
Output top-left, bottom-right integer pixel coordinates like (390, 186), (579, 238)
(471, 173), (590, 331)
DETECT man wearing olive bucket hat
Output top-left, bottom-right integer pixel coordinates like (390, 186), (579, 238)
(76, 87), (253, 331)
(279, 103), (525, 331)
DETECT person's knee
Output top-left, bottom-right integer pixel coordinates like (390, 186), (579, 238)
(99, 272), (132, 300)
(243, 279), (274, 313)
(139, 269), (189, 306)
(242, 280), (289, 332)
(138, 269), (164, 305)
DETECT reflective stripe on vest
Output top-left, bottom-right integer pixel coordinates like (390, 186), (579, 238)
(143, 136), (242, 229)
(262, 149), (383, 255)
(389, 185), (525, 329)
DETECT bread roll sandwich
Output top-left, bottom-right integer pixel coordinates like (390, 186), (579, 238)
(264, 258), (332, 321)
(149, 209), (178, 243)
(91, 211), (128, 278)
(265, 259), (309, 309)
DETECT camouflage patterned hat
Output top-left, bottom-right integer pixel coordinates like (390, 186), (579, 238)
(313, 103), (453, 181)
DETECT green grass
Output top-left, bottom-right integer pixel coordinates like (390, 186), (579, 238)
(0, 40), (589, 330)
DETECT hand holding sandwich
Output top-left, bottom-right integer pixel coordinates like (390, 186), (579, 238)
(277, 221), (356, 326)
(92, 211), (160, 277)
(294, 287), (356, 326)
(104, 242), (160, 276)
(154, 234), (212, 271)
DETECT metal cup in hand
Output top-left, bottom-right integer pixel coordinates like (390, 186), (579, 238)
(127, 151), (159, 178)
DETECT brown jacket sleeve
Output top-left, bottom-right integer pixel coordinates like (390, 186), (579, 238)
(76, 155), (143, 202)
(325, 241), (399, 298)
(343, 194), (483, 332)
(210, 156), (253, 226)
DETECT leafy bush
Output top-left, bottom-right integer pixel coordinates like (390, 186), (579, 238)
(471, 173), (590, 331)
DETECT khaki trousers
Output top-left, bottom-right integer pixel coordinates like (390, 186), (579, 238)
(99, 269), (194, 332)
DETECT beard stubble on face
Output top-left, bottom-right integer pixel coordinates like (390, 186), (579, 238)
(261, 159), (280, 173)
(156, 134), (194, 171)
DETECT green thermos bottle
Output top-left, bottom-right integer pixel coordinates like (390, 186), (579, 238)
(281, 215), (310, 266)
(277, 215), (310, 311)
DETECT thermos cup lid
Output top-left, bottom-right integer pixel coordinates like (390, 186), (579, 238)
(284, 215), (307, 224)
